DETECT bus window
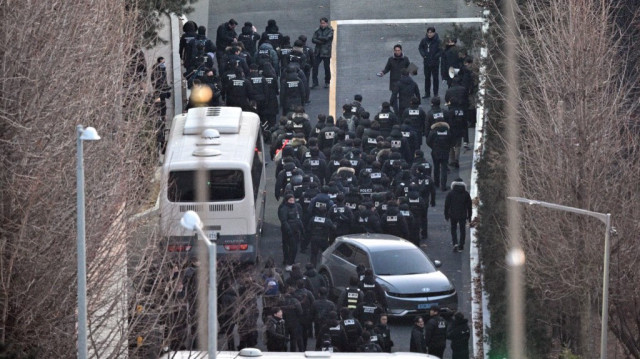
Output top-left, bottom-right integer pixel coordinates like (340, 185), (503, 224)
(168, 170), (245, 202)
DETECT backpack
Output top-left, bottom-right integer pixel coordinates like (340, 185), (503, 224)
(186, 38), (207, 68)
(343, 319), (360, 339)
(256, 49), (272, 68)
(293, 289), (311, 314)
(264, 276), (279, 296)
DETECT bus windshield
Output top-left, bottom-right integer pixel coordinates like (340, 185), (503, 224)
(168, 169), (245, 202)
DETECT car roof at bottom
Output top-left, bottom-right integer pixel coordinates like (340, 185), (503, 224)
(334, 234), (416, 252)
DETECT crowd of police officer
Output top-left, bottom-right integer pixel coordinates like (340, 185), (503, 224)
(271, 94), (469, 269)
(176, 17), (473, 356)
(180, 18), (318, 135)
(263, 33), (476, 356)
(263, 262), (394, 353)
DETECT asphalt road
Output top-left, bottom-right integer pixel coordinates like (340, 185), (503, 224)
(202, 0), (482, 355)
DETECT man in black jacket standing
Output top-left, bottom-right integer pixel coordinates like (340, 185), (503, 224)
(378, 44), (411, 100)
(410, 315), (427, 353)
(424, 306), (448, 358)
(265, 307), (287, 351)
(447, 311), (471, 359)
(311, 17), (334, 88)
(426, 120), (453, 191)
(391, 68), (421, 115)
(418, 27), (442, 99)
(278, 194), (305, 270)
(444, 178), (472, 252)
(216, 19), (238, 70)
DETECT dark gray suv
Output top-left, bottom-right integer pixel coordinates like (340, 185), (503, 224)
(318, 234), (458, 316)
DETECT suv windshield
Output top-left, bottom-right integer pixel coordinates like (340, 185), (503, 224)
(370, 249), (435, 275)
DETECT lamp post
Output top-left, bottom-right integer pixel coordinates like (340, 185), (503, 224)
(507, 196), (612, 359)
(76, 125), (100, 359)
(180, 210), (217, 359)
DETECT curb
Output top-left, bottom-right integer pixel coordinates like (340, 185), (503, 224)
(469, 10), (492, 359)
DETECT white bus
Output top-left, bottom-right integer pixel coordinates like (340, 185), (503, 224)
(160, 107), (266, 263)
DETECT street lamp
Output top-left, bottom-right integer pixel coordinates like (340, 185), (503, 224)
(76, 125), (100, 359)
(180, 210), (217, 359)
(507, 196), (612, 359)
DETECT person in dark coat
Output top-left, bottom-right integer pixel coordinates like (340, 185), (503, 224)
(405, 183), (429, 244)
(446, 101), (468, 168)
(278, 194), (305, 269)
(359, 269), (388, 309)
(261, 19), (284, 50)
(353, 290), (384, 326)
(424, 96), (446, 139)
(418, 27), (442, 98)
(279, 287), (304, 352)
(440, 37), (462, 87)
(409, 315), (427, 353)
(280, 64), (305, 115)
(425, 306), (448, 358)
(256, 40), (280, 74)
(337, 276), (364, 312)
(445, 75), (469, 109)
(239, 22), (260, 56)
(216, 19), (238, 70)
(316, 311), (347, 352)
(311, 17), (334, 88)
(381, 200), (409, 239)
(225, 68), (253, 111)
(265, 307), (287, 351)
(402, 97), (427, 147)
(298, 35), (315, 90)
(340, 307), (363, 352)
(311, 287), (336, 345)
(426, 120), (453, 191)
(447, 311), (471, 359)
(307, 206), (336, 267)
(261, 62), (280, 129)
(303, 263), (327, 297)
(444, 178), (472, 252)
(377, 44), (411, 95)
(293, 279), (315, 350)
(179, 20), (198, 59)
(375, 313), (394, 353)
(391, 68), (421, 115)
(357, 331), (382, 352)
(329, 193), (355, 240)
(353, 202), (382, 234)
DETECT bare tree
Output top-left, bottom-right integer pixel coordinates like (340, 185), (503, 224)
(0, 0), (189, 357)
(488, 0), (640, 357)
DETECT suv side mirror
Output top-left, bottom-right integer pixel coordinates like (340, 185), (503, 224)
(433, 260), (442, 268)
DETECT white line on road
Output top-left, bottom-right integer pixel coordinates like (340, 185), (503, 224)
(336, 18), (484, 25)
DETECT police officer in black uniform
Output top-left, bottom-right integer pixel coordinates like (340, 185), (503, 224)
(359, 268), (388, 309)
(426, 119), (453, 191)
(278, 194), (305, 270)
(406, 183), (429, 243)
(353, 291), (384, 327)
(225, 67), (254, 111)
(307, 206), (336, 267)
(340, 307), (363, 352)
(280, 64), (305, 115)
(311, 287), (336, 346)
(424, 306), (448, 358)
(329, 193), (354, 240)
(337, 276), (364, 312)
